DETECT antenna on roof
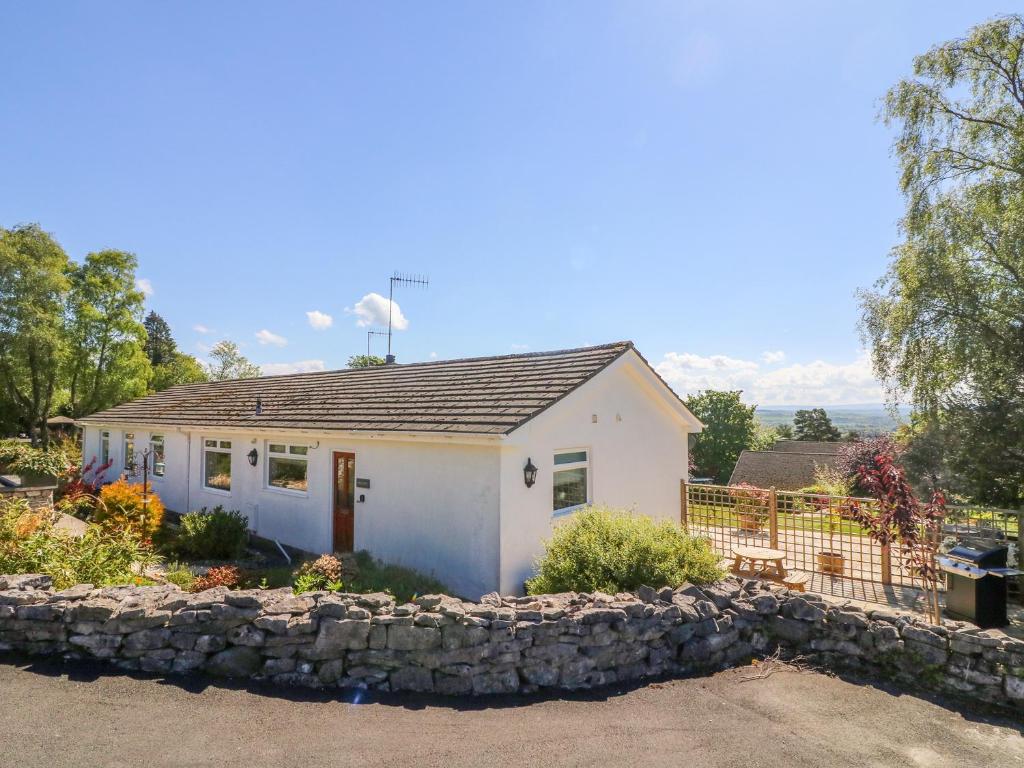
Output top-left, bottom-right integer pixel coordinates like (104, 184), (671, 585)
(386, 271), (429, 363)
(366, 328), (389, 358)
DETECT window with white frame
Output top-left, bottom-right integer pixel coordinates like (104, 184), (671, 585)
(100, 431), (110, 465)
(267, 442), (309, 492)
(553, 449), (589, 514)
(123, 432), (135, 471)
(203, 438), (232, 492)
(149, 434), (165, 477)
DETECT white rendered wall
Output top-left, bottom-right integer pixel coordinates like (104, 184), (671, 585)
(81, 426), (189, 514)
(497, 355), (692, 594)
(82, 427), (502, 599)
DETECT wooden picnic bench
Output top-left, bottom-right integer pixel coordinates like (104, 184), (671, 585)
(730, 545), (809, 592)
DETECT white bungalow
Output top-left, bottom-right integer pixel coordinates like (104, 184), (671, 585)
(78, 342), (702, 598)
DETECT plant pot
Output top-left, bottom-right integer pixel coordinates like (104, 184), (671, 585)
(818, 551), (845, 575)
(737, 513), (764, 533)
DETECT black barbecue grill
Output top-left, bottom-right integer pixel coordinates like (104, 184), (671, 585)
(938, 543), (1021, 628)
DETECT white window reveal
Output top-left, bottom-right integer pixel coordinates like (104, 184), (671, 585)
(267, 442), (309, 493)
(123, 432), (135, 471)
(553, 449), (589, 515)
(100, 431), (110, 466)
(149, 434), (166, 477)
(203, 438), (232, 492)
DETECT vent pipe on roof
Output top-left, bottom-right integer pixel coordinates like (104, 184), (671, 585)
(255, 396), (263, 415)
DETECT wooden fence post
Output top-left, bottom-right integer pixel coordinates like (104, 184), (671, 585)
(680, 480), (688, 532)
(769, 486), (778, 550)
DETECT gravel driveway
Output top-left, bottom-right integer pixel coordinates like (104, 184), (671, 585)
(1, 658), (1021, 768)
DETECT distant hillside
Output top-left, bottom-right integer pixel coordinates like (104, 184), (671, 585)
(756, 404), (910, 436)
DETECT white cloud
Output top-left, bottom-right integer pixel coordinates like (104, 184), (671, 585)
(255, 329), (287, 347)
(306, 310), (333, 330)
(136, 277), (154, 297)
(345, 293), (408, 330)
(761, 350), (786, 365)
(655, 351), (883, 406)
(193, 324), (211, 334)
(511, 343), (530, 351)
(261, 359), (326, 376)
(429, 352), (438, 359)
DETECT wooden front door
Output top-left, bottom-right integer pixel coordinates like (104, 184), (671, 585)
(332, 452), (356, 552)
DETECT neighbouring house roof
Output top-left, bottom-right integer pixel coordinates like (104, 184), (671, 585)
(46, 416), (77, 426)
(772, 440), (843, 455)
(728, 450), (839, 491)
(80, 341), (691, 436)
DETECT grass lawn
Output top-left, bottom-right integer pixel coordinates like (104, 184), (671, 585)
(688, 503), (871, 538)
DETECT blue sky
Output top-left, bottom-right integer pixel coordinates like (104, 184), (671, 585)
(0, 2), (1009, 404)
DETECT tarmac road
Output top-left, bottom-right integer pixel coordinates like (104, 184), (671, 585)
(0, 657), (1021, 768)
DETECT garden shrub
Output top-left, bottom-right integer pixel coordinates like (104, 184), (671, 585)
(525, 506), (722, 596)
(728, 483), (771, 530)
(175, 506), (249, 561)
(292, 554), (344, 594)
(93, 479), (165, 540)
(162, 561), (196, 591)
(0, 439), (72, 481)
(345, 550), (449, 601)
(191, 565), (241, 592)
(0, 497), (158, 589)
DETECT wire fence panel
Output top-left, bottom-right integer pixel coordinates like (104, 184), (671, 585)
(683, 481), (1024, 606)
(682, 481), (1023, 605)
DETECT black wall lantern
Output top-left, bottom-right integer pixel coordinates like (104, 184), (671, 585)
(523, 457), (538, 488)
(247, 448), (258, 467)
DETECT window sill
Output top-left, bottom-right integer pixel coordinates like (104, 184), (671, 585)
(202, 486), (232, 496)
(552, 503), (587, 519)
(263, 485), (309, 499)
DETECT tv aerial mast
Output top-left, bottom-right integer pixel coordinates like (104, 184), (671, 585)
(366, 328), (389, 358)
(386, 271), (429, 362)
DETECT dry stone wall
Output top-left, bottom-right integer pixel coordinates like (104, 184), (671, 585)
(1, 573), (1022, 710)
(0, 484), (55, 513)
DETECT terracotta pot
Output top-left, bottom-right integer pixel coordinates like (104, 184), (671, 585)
(737, 513), (764, 533)
(817, 551), (845, 575)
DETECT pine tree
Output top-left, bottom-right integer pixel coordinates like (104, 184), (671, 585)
(143, 311), (176, 366)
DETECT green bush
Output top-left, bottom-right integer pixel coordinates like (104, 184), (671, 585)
(0, 439), (72, 481)
(292, 554), (344, 594)
(525, 506), (722, 595)
(175, 506), (249, 561)
(162, 561), (196, 591)
(346, 550), (449, 602)
(0, 497), (159, 589)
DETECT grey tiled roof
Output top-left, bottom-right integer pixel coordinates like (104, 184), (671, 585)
(80, 342), (635, 436)
(728, 450), (839, 491)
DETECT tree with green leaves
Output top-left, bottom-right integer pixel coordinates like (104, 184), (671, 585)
(140, 311), (208, 391)
(151, 352), (209, 391)
(206, 341), (261, 380)
(684, 390), (757, 483)
(143, 311), (176, 366)
(860, 14), (1024, 504)
(347, 354), (386, 368)
(0, 225), (70, 446)
(793, 408), (841, 441)
(64, 249), (150, 417)
(774, 423), (794, 440)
